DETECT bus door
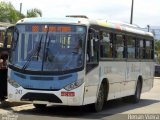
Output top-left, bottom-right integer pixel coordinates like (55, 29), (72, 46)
(83, 28), (100, 104)
(0, 26), (14, 101)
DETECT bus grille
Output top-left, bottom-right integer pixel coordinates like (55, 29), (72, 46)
(21, 93), (62, 103)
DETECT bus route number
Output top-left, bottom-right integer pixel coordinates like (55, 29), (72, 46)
(15, 89), (22, 95)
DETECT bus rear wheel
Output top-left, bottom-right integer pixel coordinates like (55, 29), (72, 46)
(123, 80), (142, 103)
(33, 104), (46, 109)
(131, 80), (142, 103)
(91, 84), (105, 112)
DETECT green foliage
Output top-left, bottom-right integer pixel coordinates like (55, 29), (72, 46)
(0, 1), (20, 23)
(0, 1), (42, 24)
(27, 8), (42, 17)
(155, 40), (160, 51)
(155, 40), (160, 63)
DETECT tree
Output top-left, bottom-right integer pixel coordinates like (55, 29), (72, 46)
(0, 1), (42, 24)
(155, 40), (160, 63)
(0, 1), (20, 23)
(155, 40), (160, 50)
(27, 8), (42, 17)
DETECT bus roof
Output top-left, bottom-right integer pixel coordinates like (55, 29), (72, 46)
(17, 17), (154, 38)
(17, 17), (90, 25)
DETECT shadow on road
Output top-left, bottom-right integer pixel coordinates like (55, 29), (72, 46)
(12, 98), (160, 119)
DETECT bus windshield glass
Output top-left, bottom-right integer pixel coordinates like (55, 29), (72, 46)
(10, 24), (86, 72)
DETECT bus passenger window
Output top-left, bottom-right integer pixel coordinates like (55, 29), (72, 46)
(100, 32), (113, 58)
(127, 36), (135, 59)
(139, 40), (144, 59)
(145, 40), (152, 59)
(115, 34), (125, 59)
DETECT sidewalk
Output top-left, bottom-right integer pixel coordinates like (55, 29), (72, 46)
(0, 100), (26, 108)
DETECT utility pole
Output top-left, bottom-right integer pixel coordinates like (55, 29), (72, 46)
(20, 3), (22, 16)
(130, 0), (134, 24)
(147, 25), (150, 32)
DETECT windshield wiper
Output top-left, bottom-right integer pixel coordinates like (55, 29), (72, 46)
(36, 36), (42, 60)
(22, 35), (43, 70)
(44, 36), (52, 61)
(41, 26), (49, 70)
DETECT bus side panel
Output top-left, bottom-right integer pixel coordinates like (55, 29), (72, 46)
(123, 62), (141, 97)
(141, 62), (154, 93)
(83, 66), (99, 105)
(83, 61), (127, 104)
(102, 61), (126, 100)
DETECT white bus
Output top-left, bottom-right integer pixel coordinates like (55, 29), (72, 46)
(7, 17), (154, 112)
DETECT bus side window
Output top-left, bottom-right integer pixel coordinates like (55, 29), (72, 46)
(146, 40), (152, 59)
(100, 31), (113, 58)
(115, 34), (125, 59)
(139, 40), (144, 59)
(127, 36), (136, 59)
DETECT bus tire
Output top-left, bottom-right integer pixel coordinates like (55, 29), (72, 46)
(91, 83), (105, 112)
(131, 80), (142, 103)
(33, 104), (46, 109)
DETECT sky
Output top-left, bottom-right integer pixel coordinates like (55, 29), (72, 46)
(3, 0), (160, 28)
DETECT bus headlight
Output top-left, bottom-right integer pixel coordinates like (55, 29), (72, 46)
(8, 78), (20, 88)
(64, 78), (84, 91)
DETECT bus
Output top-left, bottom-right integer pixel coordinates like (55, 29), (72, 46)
(7, 17), (154, 112)
(0, 22), (13, 100)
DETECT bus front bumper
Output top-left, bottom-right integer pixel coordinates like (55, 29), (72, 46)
(8, 83), (85, 106)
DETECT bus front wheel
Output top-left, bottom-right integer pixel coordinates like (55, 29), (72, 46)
(91, 83), (105, 112)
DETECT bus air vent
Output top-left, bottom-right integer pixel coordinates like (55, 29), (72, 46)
(21, 93), (62, 103)
(30, 76), (53, 80)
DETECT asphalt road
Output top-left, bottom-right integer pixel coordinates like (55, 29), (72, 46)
(0, 78), (160, 120)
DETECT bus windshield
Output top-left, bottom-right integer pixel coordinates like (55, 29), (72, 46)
(10, 24), (86, 72)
